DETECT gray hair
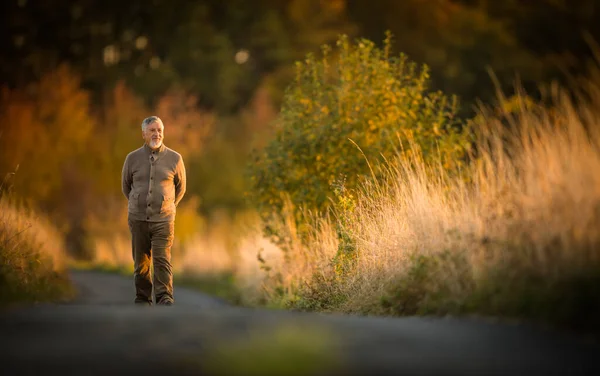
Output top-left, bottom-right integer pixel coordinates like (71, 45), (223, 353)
(141, 116), (164, 131)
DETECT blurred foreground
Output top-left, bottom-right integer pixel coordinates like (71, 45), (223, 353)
(1, 270), (598, 376)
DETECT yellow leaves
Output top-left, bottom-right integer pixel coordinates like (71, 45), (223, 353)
(298, 98), (314, 113)
(0, 64), (96, 203)
(363, 132), (377, 147)
(368, 119), (377, 131)
(249, 33), (469, 241)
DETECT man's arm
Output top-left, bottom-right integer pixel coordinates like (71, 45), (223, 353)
(122, 155), (132, 199)
(174, 156), (186, 207)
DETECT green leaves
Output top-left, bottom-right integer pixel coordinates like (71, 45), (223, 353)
(247, 34), (470, 244)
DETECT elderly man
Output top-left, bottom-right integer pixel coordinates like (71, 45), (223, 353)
(121, 116), (186, 306)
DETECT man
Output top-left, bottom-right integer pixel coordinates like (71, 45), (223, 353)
(121, 116), (186, 305)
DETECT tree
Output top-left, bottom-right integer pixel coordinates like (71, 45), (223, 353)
(0, 64), (94, 209)
(471, 0), (600, 80)
(346, 0), (541, 108)
(0, 64), (96, 258)
(0, 0), (355, 114)
(247, 35), (470, 243)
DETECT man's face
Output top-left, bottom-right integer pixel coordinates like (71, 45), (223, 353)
(143, 121), (164, 149)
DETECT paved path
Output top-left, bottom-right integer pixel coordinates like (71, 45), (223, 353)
(0, 270), (598, 376)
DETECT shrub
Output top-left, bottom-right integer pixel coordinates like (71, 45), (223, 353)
(247, 33), (471, 247)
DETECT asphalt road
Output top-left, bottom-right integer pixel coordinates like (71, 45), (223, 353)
(0, 270), (598, 376)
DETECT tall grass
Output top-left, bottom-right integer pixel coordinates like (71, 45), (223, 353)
(78, 206), (279, 305)
(250, 77), (600, 333)
(0, 196), (73, 306)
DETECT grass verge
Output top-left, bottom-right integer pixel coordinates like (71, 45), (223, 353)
(0, 197), (75, 307)
(249, 74), (600, 336)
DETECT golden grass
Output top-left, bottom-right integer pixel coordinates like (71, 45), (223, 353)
(248, 76), (600, 331)
(79, 205), (281, 304)
(84, 210), (250, 272)
(0, 196), (73, 305)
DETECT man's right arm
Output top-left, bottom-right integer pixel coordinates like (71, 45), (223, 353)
(122, 155), (132, 199)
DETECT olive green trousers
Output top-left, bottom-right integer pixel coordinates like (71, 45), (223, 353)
(128, 219), (175, 305)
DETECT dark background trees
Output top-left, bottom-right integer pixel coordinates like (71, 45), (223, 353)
(3, 0), (598, 111)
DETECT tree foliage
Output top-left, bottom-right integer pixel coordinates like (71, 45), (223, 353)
(247, 34), (471, 241)
(0, 0), (354, 113)
(0, 64), (94, 209)
(346, 0), (542, 108)
(2, 0), (598, 116)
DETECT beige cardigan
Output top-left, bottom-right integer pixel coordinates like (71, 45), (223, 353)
(121, 143), (186, 222)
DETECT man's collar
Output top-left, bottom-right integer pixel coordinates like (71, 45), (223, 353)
(144, 143), (166, 155)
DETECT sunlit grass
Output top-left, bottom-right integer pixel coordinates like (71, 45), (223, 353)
(74, 209), (276, 305)
(0, 196), (74, 306)
(249, 74), (600, 333)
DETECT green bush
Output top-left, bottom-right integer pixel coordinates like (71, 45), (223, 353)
(247, 33), (470, 245)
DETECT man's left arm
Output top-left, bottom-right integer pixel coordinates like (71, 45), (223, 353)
(174, 156), (187, 207)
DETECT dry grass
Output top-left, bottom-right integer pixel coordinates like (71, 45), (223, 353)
(0, 196), (73, 305)
(79, 206), (280, 304)
(250, 76), (600, 332)
(85, 209), (259, 273)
